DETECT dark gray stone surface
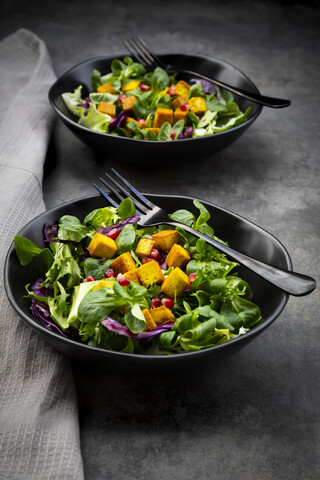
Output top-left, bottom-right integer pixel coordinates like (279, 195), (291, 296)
(3, 1), (319, 478)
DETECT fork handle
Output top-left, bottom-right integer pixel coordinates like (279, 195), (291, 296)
(164, 221), (316, 296)
(167, 68), (291, 108)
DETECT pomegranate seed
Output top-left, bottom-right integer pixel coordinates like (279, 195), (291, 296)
(104, 269), (115, 278)
(83, 275), (95, 282)
(118, 94), (127, 101)
(151, 297), (161, 308)
(180, 103), (190, 111)
(138, 118), (146, 127)
(170, 130), (175, 139)
(150, 248), (161, 262)
(142, 257), (154, 264)
(189, 272), (197, 285)
(107, 228), (120, 240)
(161, 297), (174, 309)
(117, 273), (130, 286)
(140, 83), (149, 91)
(168, 85), (176, 96)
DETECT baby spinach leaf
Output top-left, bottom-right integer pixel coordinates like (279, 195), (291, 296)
(118, 197), (136, 221)
(116, 225), (136, 254)
(84, 258), (113, 280)
(158, 122), (172, 141)
(124, 304), (146, 333)
(169, 209), (195, 227)
(14, 235), (44, 266)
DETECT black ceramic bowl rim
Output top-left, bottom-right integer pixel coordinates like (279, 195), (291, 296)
(4, 193), (291, 364)
(48, 52), (263, 145)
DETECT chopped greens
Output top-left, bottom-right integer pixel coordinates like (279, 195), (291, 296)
(62, 57), (251, 141)
(15, 198), (262, 354)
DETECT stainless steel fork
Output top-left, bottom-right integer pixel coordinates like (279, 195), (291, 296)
(123, 35), (291, 109)
(93, 169), (316, 296)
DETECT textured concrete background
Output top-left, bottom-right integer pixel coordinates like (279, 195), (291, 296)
(2, 0), (320, 479)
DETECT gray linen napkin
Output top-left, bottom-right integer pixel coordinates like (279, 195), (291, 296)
(0, 29), (84, 479)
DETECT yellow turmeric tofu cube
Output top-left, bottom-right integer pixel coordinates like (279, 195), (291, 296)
(173, 108), (188, 123)
(188, 97), (207, 114)
(121, 95), (137, 112)
(123, 80), (141, 92)
(161, 267), (189, 299)
(137, 260), (165, 286)
(135, 238), (155, 258)
(123, 268), (141, 284)
(172, 95), (188, 110)
(97, 102), (116, 117)
(143, 308), (157, 331)
(97, 82), (116, 94)
(166, 244), (190, 269)
(92, 280), (114, 291)
(152, 230), (180, 252)
(87, 232), (118, 259)
(153, 108), (173, 128)
(110, 252), (136, 274)
(145, 127), (160, 135)
(149, 306), (175, 325)
(175, 80), (190, 97)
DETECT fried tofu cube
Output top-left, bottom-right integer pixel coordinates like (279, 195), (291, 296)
(175, 80), (190, 97)
(123, 268), (141, 284)
(97, 82), (116, 94)
(154, 108), (173, 128)
(149, 306), (175, 325)
(123, 80), (141, 92)
(152, 230), (180, 252)
(166, 244), (190, 269)
(143, 308), (157, 331)
(97, 102), (116, 117)
(173, 108), (188, 123)
(161, 267), (190, 299)
(121, 95), (137, 112)
(135, 238), (155, 258)
(172, 95), (188, 110)
(145, 127), (160, 134)
(111, 252), (136, 274)
(92, 279), (114, 291)
(137, 260), (165, 286)
(188, 97), (207, 114)
(87, 232), (118, 259)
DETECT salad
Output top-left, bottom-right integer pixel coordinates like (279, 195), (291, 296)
(15, 198), (262, 355)
(62, 57), (251, 141)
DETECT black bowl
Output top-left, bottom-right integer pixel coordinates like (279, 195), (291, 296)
(49, 53), (262, 163)
(4, 194), (291, 371)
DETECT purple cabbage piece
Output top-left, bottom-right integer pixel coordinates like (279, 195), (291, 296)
(101, 317), (174, 342)
(159, 252), (168, 271)
(108, 111), (129, 132)
(97, 214), (140, 235)
(43, 223), (58, 242)
(32, 278), (54, 298)
(76, 96), (92, 116)
(190, 78), (217, 95)
(178, 126), (194, 140)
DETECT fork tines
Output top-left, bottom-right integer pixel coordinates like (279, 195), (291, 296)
(123, 35), (166, 71)
(93, 169), (155, 216)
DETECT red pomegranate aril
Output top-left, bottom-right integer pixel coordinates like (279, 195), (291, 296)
(140, 83), (149, 91)
(118, 93), (127, 101)
(138, 118), (146, 127)
(151, 297), (161, 308)
(161, 297), (174, 309)
(83, 275), (95, 282)
(150, 248), (161, 262)
(170, 129), (175, 139)
(180, 103), (190, 111)
(189, 272), (197, 285)
(104, 269), (115, 278)
(117, 273), (130, 286)
(168, 85), (176, 96)
(142, 257), (154, 264)
(107, 228), (120, 240)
